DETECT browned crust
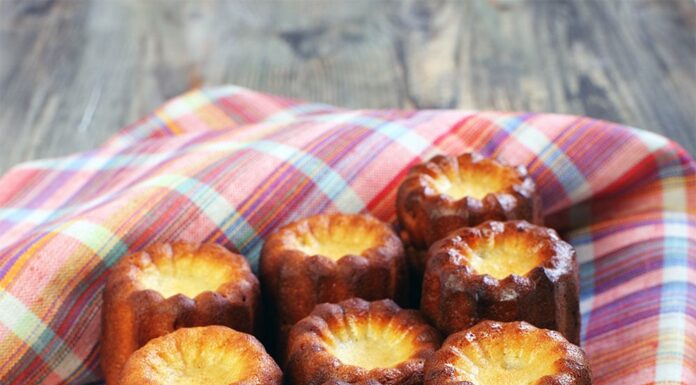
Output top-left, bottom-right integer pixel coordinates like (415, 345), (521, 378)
(420, 221), (579, 344)
(396, 153), (542, 273)
(286, 298), (441, 385)
(101, 242), (260, 385)
(260, 213), (407, 327)
(118, 326), (282, 385)
(424, 321), (591, 385)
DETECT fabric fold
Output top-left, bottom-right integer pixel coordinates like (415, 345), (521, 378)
(0, 86), (693, 384)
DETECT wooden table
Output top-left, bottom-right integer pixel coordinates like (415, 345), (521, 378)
(1, 0), (694, 173)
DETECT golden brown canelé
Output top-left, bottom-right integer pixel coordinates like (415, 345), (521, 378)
(423, 321), (591, 385)
(421, 221), (579, 344)
(397, 153), (542, 273)
(102, 242), (260, 385)
(260, 213), (407, 328)
(286, 298), (441, 385)
(118, 326), (282, 385)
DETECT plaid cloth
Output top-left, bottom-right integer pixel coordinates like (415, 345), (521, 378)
(0, 85), (693, 385)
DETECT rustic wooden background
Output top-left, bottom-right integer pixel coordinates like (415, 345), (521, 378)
(1, 0), (694, 174)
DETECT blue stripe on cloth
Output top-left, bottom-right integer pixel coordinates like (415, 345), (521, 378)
(498, 115), (590, 202)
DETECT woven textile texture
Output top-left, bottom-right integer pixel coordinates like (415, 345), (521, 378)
(0, 86), (693, 384)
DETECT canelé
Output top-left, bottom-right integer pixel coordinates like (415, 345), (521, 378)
(286, 298), (441, 385)
(261, 213), (407, 328)
(420, 221), (579, 343)
(423, 321), (591, 385)
(101, 242), (260, 385)
(397, 153), (541, 273)
(118, 326), (282, 385)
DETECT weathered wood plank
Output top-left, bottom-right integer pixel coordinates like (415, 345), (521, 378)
(0, 0), (694, 174)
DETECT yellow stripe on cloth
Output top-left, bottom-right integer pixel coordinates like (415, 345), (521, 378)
(1, 220), (124, 289)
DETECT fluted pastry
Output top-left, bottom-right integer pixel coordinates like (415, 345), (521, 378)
(397, 153), (541, 273)
(261, 213), (407, 329)
(102, 242), (260, 385)
(424, 321), (591, 385)
(118, 326), (282, 385)
(286, 298), (441, 385)
(421, 221), (579, 343)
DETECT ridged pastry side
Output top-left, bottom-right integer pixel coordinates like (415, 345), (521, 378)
(101, 242), (260, 385)
(421, 221), (579, 343)
(261, 213), (407, 328)
(397, 153), (541, 273)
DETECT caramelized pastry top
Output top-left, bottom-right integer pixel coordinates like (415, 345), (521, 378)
(117, 242), (257, 300)
(397, 152), (541, 252)
(261, 213), (407, 326)
(424, 321), (591, 385)
(420, 220), (580, 341)
(427, 155), (525, 201)
(269, 213), (399, 262)
(101, 242), (260, 385)
(118, 326), (282, 385)
(286, 298), (441, 384)
(321, 310), (420, 369)
(427, 221), (572, 280)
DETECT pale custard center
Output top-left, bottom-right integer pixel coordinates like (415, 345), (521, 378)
(434, 178), (505, 200)
(432, 164), (518, 201)
(154, 366), (244, 385)
(298, 241), (372, 261)
(143, 340), (247, 384)
(138, 258), (233, 298)
(296, 231), (381, 261)
(323, 318), (416, 369)
(464, 236), (546, 279)
(451, 333), (562, 385)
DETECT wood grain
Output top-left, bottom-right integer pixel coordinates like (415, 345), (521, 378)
(0, 0), (694, 174)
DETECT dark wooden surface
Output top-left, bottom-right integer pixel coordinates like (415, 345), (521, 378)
(1, 0), (694, 174)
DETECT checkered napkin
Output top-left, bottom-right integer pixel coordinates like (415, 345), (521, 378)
(0, 86), (693, 385)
